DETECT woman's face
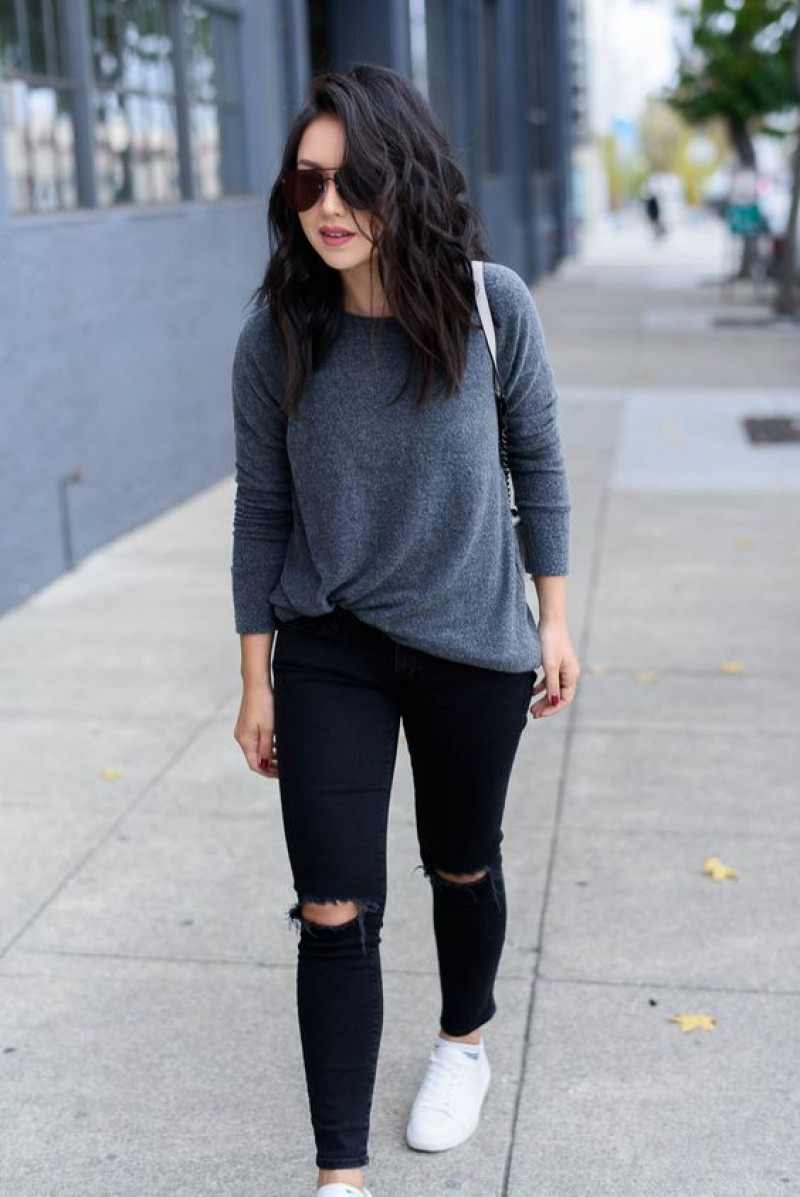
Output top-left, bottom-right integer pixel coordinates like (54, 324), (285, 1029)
(294, 115), (381, 274)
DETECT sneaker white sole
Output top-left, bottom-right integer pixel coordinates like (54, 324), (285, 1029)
(405, 1058), (491, 1152)
(315, 1186), (373, 1197)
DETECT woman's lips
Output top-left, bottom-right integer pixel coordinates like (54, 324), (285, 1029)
(320, 230), (355, 246)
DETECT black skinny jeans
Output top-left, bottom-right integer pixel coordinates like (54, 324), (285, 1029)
(271, 605), (537, 1171)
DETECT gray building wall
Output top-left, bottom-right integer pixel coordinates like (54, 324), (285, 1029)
(0, 0), (285, 615)
(0, 0), (575, 617)
(413, 0), (575, 279)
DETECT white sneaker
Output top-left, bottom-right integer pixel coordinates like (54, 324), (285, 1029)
(405, 1035), (491, 1152)
(316, 1185), (372, 1197)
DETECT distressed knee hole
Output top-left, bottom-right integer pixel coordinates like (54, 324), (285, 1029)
(434, 867), (488, 884)
(299, 899), (361, 926)
(411, 860), (503, 912)
(285, 894), (384, 957)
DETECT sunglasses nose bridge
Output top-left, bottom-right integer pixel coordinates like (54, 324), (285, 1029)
(282, 169), (348, 213)
(318, 173), (344, 210)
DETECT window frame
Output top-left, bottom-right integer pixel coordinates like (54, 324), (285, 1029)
(183, 0), (247, 200)
(0, 0), (85, 213)
(0, 0), (249, 217)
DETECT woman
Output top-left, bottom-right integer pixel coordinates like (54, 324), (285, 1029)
(231, 63), (579, 1197)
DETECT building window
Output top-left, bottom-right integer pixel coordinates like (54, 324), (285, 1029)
(184, 1), (245, 200)
(0, 0), (80, 214)
(0, 0), (247, 215)
(89, 0), (181, 206)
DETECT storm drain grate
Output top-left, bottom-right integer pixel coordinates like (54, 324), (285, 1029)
(742, 415), (800, 444)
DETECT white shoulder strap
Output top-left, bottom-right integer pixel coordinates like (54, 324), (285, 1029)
(471, 259), (499, 382)
(471, 258), (523, 534)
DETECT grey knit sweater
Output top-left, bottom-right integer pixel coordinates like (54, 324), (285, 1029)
(230, 261), (570, 673)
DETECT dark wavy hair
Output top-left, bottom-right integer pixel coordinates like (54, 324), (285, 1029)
(247, 62), (493, 417)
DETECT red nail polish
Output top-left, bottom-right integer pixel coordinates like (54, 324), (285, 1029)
(260, 757), (269, 769)
(550, 695), (560, 706)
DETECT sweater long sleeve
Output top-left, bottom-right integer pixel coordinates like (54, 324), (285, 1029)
(230, 322), (292, 634)
(494, 268), (571, 577)
(229, 261), (571, 672)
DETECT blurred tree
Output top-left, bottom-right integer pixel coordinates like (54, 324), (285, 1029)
(674, 120), (729, 204)
(640, 101), (685, 172)
(669, 0), (797, 167)
(600, 134), (626, 209)
(600, 134), (650, 209)
(669, 0), (799, 301)
(639, 102), (727, 204)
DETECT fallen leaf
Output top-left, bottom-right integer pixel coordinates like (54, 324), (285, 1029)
(668, 1013), (716, 1033)
(720, 661), (745, 674)
(101, 768), (123, 780)
(634, 670), (659, 684)
(735, 537), (750, 550)
(703, 855), (739, 882)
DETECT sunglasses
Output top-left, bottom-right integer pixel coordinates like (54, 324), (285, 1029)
(280, 167), (364, 213)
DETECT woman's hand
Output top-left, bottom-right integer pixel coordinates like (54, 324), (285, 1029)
(530, 617), (580, 719)
(234, 682), (279, 779)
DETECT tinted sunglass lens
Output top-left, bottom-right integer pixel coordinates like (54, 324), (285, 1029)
(281, 167), (370, 212)
(281, 169), (322, 212)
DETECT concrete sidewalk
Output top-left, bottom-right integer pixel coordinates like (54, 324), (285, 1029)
(1, 212), (799, 1196)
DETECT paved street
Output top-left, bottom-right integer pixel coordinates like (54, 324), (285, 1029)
(1, 211), (799, 1196)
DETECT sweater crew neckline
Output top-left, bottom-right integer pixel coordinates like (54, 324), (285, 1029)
(341, 310), (398, 322)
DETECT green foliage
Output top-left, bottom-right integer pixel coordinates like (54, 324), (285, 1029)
(669, 0), (797, 133)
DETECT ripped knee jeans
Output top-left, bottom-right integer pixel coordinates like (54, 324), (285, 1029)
(272, 605), (536, 1171)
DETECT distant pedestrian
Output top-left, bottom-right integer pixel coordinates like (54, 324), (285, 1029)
(230, 62), (579, 1197)
(642, 180), (667, 239)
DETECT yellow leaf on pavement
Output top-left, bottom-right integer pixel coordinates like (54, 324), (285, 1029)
(668, 1013), (717, 1033)
(634, 670), (659, 684)
(703, 855), (739, 882)
(101, 768), (123, 780)
(720, 661), (745, 674)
